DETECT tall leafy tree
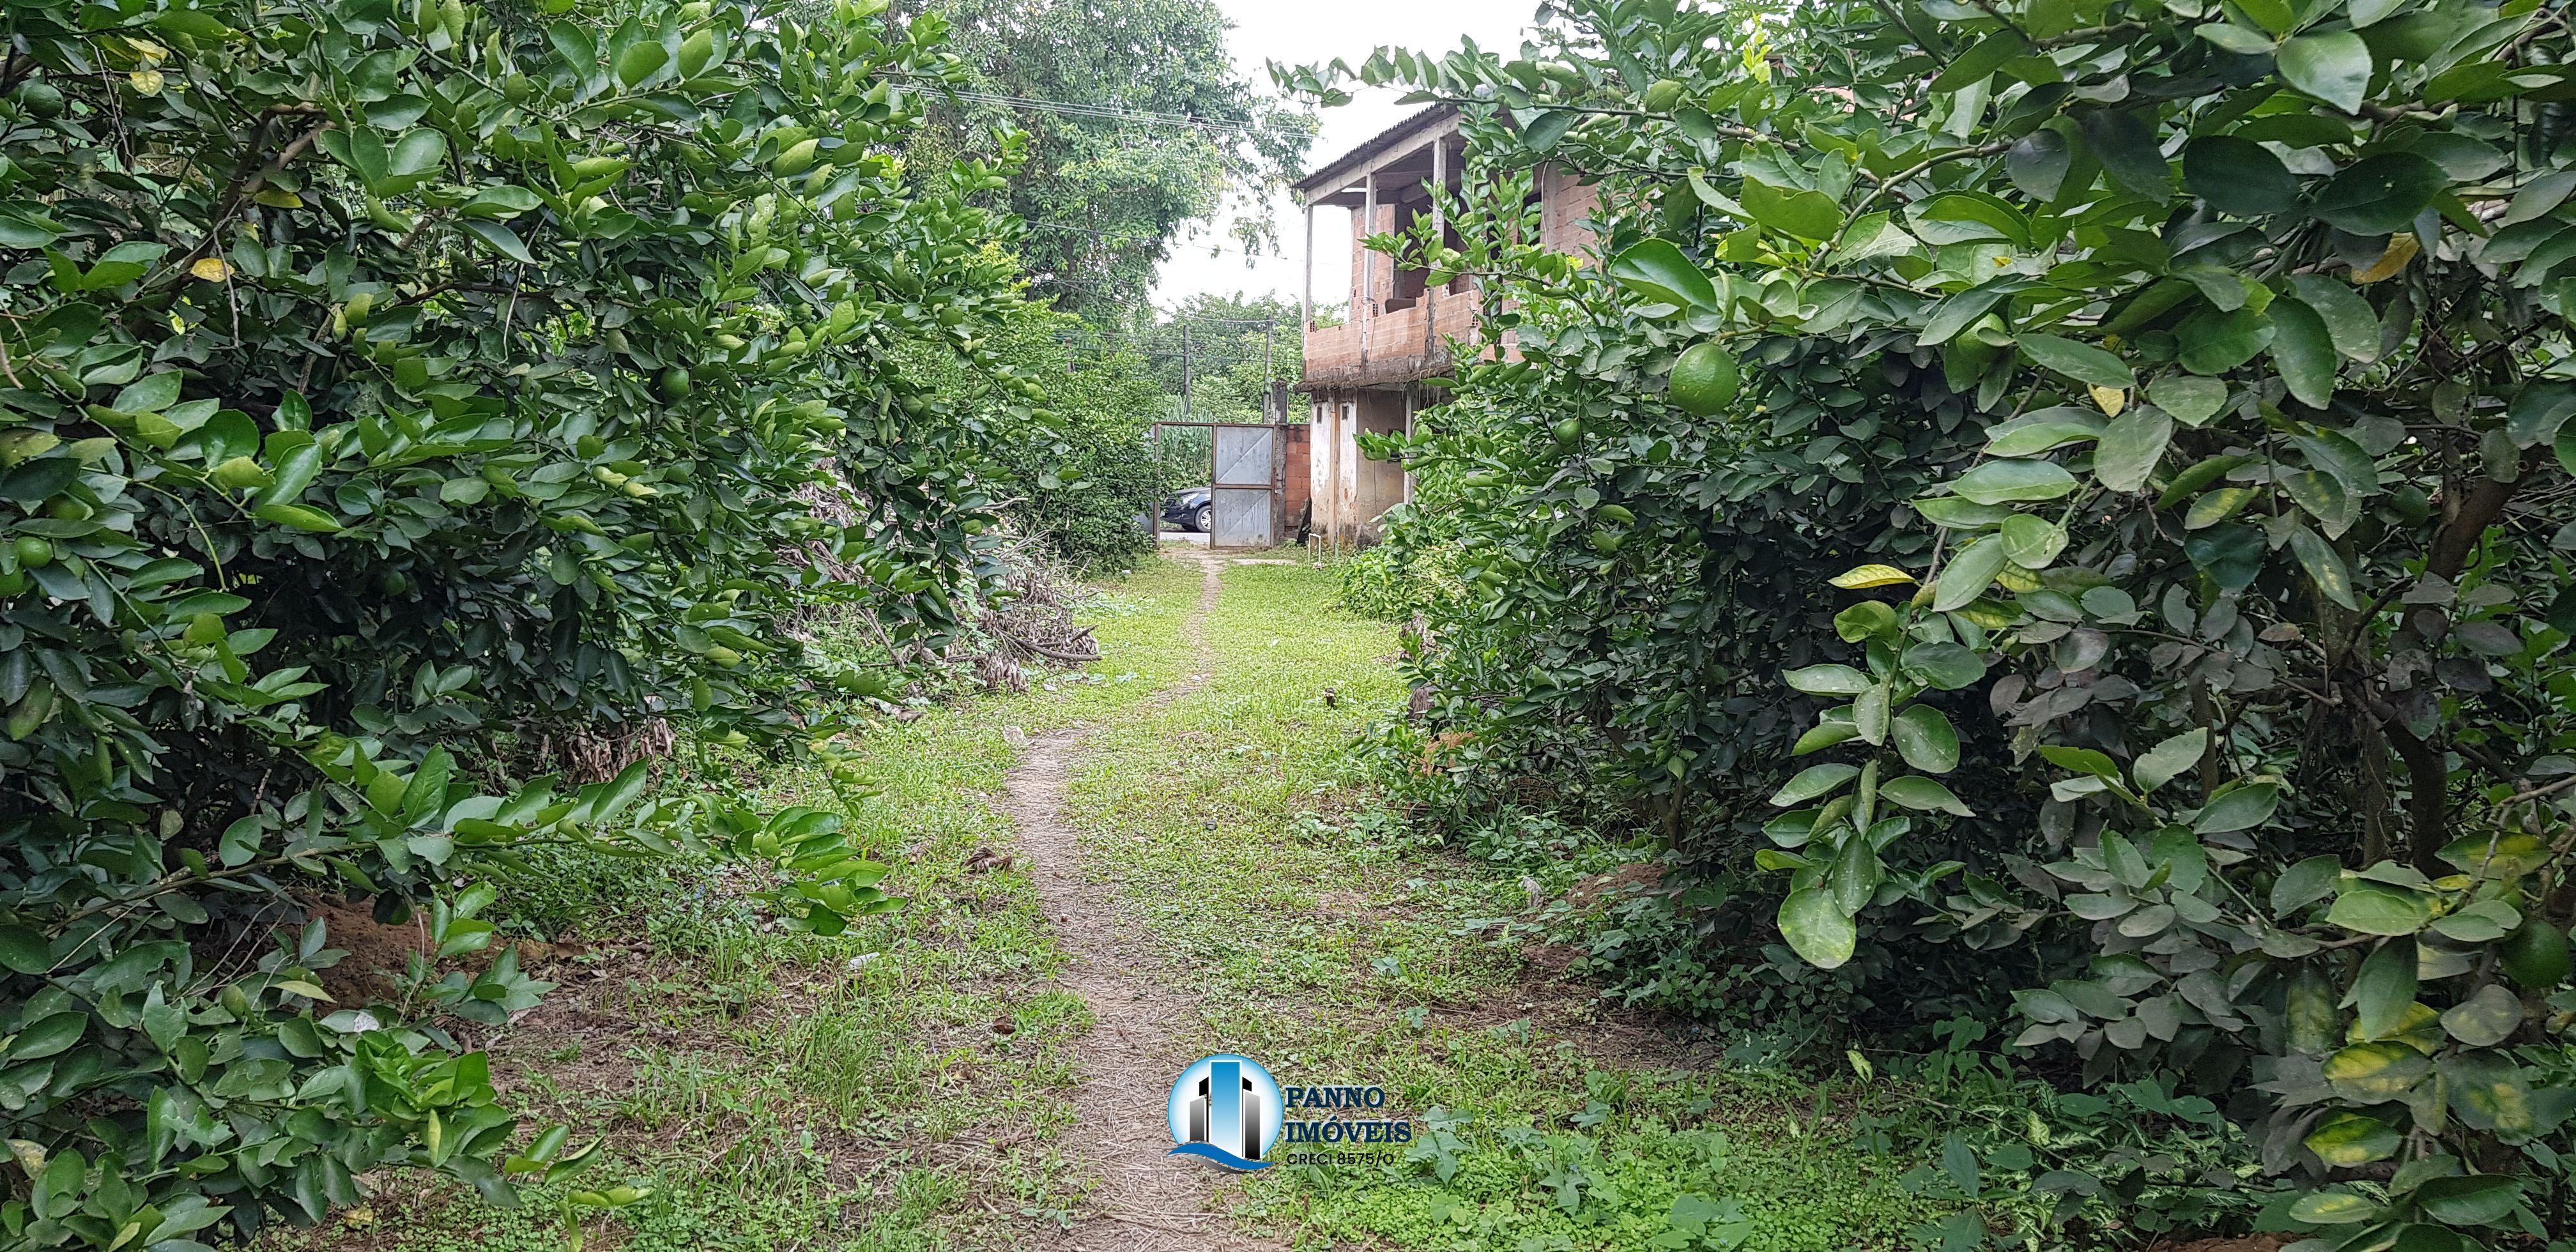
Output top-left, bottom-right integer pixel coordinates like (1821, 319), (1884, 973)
(897, 0), (1316, 316)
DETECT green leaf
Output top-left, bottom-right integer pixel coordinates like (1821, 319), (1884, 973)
(2148, 374), (2228, 425)
(1784, 664), (1872, 695)
(2324, 1041), (2432, 1101)
(1795, 719), (1862, 754)
(2133, 728), (2207, 793)
(1778, 888), (1857, 969)
(1951, 459), (2079, 505)
(548, 20), (597, 70)
(2176, 307), (2275, 375)
(2016, 333), (2134, 388)
(1880, 775), (1974, 816)
(2196, 21), (2279, 54)
(1913, 496), (2018, 528)
(2184, 486), (2258, 530)
(2092, 408), (2173, 493)
(616, 40), (669, 87)
(1607, 240), (1717, 309)
(2439, 984), (2525, 1046)
(1519, 109), (1577, 153)
(1742, 179), (1844, 242)
(2328, 882), (2435, 935)
(458, 219), (536, 264)
(1918, 283), (2014, 346)
(677, 28), (719, 78)
(1942, 1131), (1980, 1195)
(2184, 136), (2303, 216)
(0, 927), (50, 975)
(1890, 705), (1961, 774)
(1903, 642), (1987, 691)
(2287, 1191), (2380, 1225)
(2304, 1112), (2402, 1166)
(2193, 781), (2280, 833)
(2268, 296), (2340, 407)
(2439, 831), (2554, 879)
(2287, 275), (2381, 362)
(2006, 127), (2072, 200)
(1770, 763), (1861, 807)
(1853, 684), (1890, 745)
(1828, 826), (1880, 912)
(2000, 514), (2068, 568)
(389, 129), (447, 178)
(1985, 421), (2103, 459)
(2040, 745), (2120, 781)
(2273, 855), (2343, 915)
(2277, 31), (2375, 114)
(2507, 380), (2576, 448)
(1934, 535), (2011, 611)
(2414, 1175), (2524, 1226)
(254, 503), (344, 533)
(2286, 524), (2361, 609)
(1931, 29), (2030, 92)
(8, 1012), (84, 1061)
(2077, 108), (2170, 197)
(2310, 154), (2453, 235)
(1834, 600), (1900, 643)
(2351, 937), (2418, 1039)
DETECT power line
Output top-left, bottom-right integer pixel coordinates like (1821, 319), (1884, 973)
(940, 89), (1251, 135)
(1022, 220), (1292, 264)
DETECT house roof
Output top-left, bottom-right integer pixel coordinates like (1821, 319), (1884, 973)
(1289, 103), (1460, 201)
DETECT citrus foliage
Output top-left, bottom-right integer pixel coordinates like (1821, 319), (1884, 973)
(0, 0), (1030, 1241)
(894, 303), (1177, 568)
(1284, 0), (2576, 1241)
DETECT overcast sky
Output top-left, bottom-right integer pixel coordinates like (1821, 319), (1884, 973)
(1148, 1), (1537, 310)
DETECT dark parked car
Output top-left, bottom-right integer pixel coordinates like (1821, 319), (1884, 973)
(1163, 486), (1212, 533)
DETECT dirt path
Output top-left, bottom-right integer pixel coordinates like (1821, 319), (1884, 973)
(1000, 548), (1272, 1251)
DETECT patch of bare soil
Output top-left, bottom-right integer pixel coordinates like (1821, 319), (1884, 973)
(1005, 550), (1277, 1251)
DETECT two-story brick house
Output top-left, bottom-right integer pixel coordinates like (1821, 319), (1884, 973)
(1293, 105), (1598, 544)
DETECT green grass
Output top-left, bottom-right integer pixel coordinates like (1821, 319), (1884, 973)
(1067, 560), (1958, 1251)
(277, 551), (1966, 1251)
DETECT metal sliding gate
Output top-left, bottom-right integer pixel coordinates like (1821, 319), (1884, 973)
(1152, 421), (1285, 550)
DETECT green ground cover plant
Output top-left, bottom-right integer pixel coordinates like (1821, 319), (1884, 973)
(1276, 0), (2576, 1245)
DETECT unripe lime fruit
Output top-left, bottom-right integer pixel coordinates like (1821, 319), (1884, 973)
(14, 537), (54, 569)
(1642, 79), (1687, 112)
(0, 570), (24, 596)
(1552, 418), (1583, 445)
(2501, 917), (2570, 989)
(660, 366), (693, 399)
(13, 81), (65, 118)
(1669, 342), (1741, 415)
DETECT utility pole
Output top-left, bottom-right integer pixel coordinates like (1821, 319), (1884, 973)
(1179, 319), (1192, 424)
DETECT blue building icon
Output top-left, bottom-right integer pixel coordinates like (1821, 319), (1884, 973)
(1183, 1058), (1264, 1162)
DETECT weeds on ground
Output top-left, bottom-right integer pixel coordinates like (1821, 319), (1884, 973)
(263, 557), (1206, 1251)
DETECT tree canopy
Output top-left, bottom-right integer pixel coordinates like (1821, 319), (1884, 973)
(901, 0), (1316, 316)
